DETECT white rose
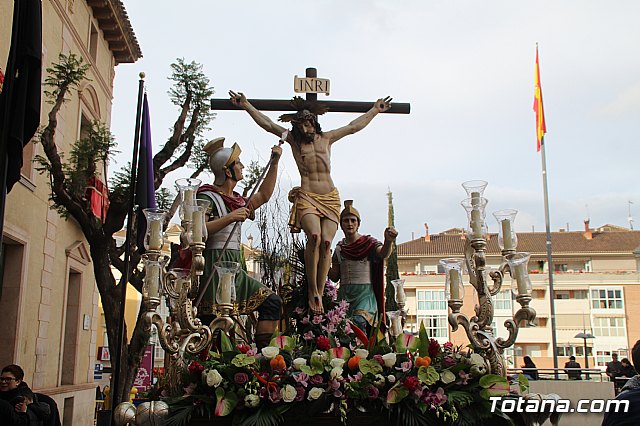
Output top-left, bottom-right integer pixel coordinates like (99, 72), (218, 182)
(387, 374), (396, 384)
(355, 349), (369, 359)
(374, 374), (386, 388)
(281, 384), (297, 403)
(206, 369), (223, 387)
(440, 370), (456, 384)
(308, 387), (324, 401)
(293, 358), (307, 370)
(330, 358), (345, 369)
(382, 353), (397, 368)
(245, 394), (260, 408)
(330, 366), (343, 379)
(261, 346), (280, 360)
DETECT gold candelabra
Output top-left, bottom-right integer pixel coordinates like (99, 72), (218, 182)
(444, 180), (536, 376)
(140, 178), (239, 360)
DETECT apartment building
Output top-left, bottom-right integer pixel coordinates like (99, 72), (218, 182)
(0, 1), (140, 423)
(397, 222), (640, 370)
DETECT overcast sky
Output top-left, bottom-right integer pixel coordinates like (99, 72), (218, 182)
(110, 0), (640, 244)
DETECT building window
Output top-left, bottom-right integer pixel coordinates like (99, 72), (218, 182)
(89, 23), (98, 62)
(596, 349), (628, 367)
(592, 317), (626, 337)
(416, 315), (448, 338)
(417, 290), (446, 311)
(554, 264), (568, 272)
(573, 290), (588, 299)
(557, 346), (592, 357)
(554, 291), (570, 300)
(591, 288), (623, 309)
(492, 290), (512, 310)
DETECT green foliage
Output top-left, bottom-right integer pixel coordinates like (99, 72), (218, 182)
(235, 404), (290, 426)
(385, 190), (399, 311)
(418, 321), (429, 357)
(359, 359), (383, 375)
(241, 160), (265, 197)
(168, 58), (215, 138)
(156, 187), (175, 210)
(64, 120), (117, 198)
(418, 366), (440, 386)
(109, 162), (132, 200)
(43, 53), (90, 103)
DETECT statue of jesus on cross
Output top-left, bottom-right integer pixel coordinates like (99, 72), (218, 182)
(229, 91), (391, 314)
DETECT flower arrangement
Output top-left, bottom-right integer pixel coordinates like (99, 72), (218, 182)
(163, 299), (520, 426)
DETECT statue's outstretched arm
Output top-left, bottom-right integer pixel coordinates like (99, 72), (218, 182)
(326, 97), (392, 144)
(229, 90), (289, 139)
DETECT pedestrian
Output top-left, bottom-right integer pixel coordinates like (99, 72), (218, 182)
(602, 340), (640, 425)
(521, 356), (539, 380)
(564, 355), (582, 380)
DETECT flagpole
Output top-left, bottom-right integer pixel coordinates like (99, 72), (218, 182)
(111, 73), (145, 417)
(540, 136), (559, 377)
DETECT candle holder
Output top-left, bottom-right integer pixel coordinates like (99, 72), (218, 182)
(391, 279), (406, 312)
(176, 178), (201, 223)
(447, 181), (536, 376)
(143, 209), (168, 251)
(207, 261), (240, 335)
(386, 310), (404, 339)
(493, 209), (518, 255)
(440, 258), (465, 313)
(461, 197), (489, 241)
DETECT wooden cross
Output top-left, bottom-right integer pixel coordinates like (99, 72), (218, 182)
(210, 67), (410, 114)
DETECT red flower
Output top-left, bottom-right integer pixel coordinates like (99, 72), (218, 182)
(402, 376), (420, 392)
(428, 338), (441, 358)
(443, 342), (454, 351)
(198, 348), (210, 362)
(316, 335), (331, 350)
(237, 343), (251, 354)
(188, 361), (204, 375)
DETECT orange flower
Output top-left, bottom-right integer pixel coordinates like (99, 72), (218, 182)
(348, 356), (361, 371)
(270, 354), (286, 371)
(415, 356), (432, 367)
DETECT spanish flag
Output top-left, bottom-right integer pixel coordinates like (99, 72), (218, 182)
(533, 46), (546, 152)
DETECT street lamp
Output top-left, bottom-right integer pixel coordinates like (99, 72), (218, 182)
(575, 331), (595, 378)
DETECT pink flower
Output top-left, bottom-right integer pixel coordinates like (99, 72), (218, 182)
(301, 316), (310, 325)
(268, 386), (282, 403)
(294, 306), (306, 315)
(309, 374), (324, 385)
(295, 386), (305, 402)
(303, 331), (315, 341)
(421, 387), (448, 408)
(373, 354), (385, 366)
(367, 385), (379, 399)
(312, 315), (324, 325)
(395, 360), (413, 372)
(443, 355), (457, 367)
(234, 372), (249, 385)
(293, 372), (309, 388)
(457, 370), (471, 386)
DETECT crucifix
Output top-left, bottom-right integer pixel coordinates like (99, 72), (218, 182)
(210, 67), (410, 315)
